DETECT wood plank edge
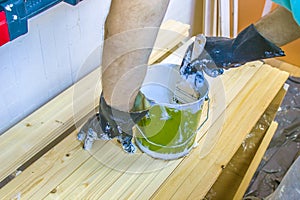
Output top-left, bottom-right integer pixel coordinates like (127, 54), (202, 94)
(233, 122), (278, 200)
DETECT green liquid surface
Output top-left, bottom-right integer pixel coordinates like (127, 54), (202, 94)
(136, 104), (202, 155)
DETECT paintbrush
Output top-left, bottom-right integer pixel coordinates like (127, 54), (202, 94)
(174, 35), (206, 104)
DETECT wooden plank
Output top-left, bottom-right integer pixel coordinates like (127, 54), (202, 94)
(46, 141), (138, 199)
(203, 0), (218, 36)
(219, 0), (231, 37)
(205, 86), (287, 199)
(42, 139), (179, 200)
(117, 160), (179, 199)
(151, 65), (289, 199)
(232, 0), (238, 37)
(43, 157), (101, 200)
(0, 20), (190, 184)
(233, 122), (278, 200)
(0, 131), (93, 199)
(264, 58), (300, 77)
(191, 0), (204, 35)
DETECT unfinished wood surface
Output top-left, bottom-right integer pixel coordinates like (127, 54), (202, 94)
(219, 0), (231, 37)
(232, 0), (238, 37)
(264, 58), (300, 77)
(205, 86), (287, 199)
(233, 121), (278, 200)
(203, 0), (218, 36)
(0, 20), (189, 184)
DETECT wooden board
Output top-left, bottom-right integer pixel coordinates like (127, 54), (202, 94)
(205, 86), (287, 199)
(264, 58), (300, 77)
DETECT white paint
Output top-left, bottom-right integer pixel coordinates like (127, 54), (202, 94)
(0, 0), (194, 134)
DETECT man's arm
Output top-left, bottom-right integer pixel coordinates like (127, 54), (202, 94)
(102, 0), (170, 112)
(255, 6), (300, 47)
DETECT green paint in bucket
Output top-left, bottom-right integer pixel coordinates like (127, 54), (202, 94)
(134, 63), (209, 160)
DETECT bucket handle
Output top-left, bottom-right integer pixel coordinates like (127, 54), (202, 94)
(135, 95), (210, 149)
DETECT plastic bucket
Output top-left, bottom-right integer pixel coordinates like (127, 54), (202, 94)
(134, 63), (209, 160)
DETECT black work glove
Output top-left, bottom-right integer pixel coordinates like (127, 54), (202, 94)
(77, 93), (149, 153)
(181, 24), (285, 79)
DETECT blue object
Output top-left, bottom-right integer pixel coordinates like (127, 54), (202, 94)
(0, 0), (82, 45)
(273, 0), (300, 25)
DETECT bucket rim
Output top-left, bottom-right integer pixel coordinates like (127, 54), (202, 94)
(145, 63), (210, 109)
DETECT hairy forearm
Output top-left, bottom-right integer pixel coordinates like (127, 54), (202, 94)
(255, 6), (300, 47)
(102, 0), (170, 112)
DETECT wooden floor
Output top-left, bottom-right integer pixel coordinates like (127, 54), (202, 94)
(0, 21), (289, 200)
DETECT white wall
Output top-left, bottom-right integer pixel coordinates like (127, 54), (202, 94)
(0, 0), (195, 134)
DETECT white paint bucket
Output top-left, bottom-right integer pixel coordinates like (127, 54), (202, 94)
(134, 63), (209, 160)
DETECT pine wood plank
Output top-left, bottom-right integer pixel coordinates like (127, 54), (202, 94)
(97, 155), (156, 200)
(44, 141), (137, 199)
(43, 157), (101, 200)
(151, 65), (289, 199)
(65, 147), (140, 199)
(232, 0), (238, 37)
(233, 121), (278, 200)
(114, 160), (178, 200)
(0, 131), (92, 199)
(264, 58), (300, 77)
(205, 86), (287, 199)
(219, 0), (231, 37)
(203, 0), (218, 36)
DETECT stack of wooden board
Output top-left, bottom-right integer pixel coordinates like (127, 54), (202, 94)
(0, 20), (289, 199)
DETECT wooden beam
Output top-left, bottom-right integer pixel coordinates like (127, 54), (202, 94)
(219, 0), (231, 37)
(232, 0), (238, 37)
